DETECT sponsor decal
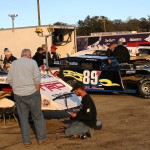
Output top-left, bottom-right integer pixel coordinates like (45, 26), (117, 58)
(0, 78), (5, 82)
(42, 99), (50, 107)
(41, 74), (53, 78)
(126, 70), (136, 74)
(51, 92), (70, 98)
(105, 38), (116, 43)
(0, 77), (7, 83)
(69, 62), (78, 65)
(129, 38), (142, 42)
(41, 82), (65, 91)
(99, 79), (120, 86)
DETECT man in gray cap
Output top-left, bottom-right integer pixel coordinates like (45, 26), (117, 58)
(3, 49), (17, 71)
(7, 49), (49, 146)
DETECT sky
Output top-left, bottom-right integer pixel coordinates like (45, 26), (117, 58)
(0, 0), (150, 29)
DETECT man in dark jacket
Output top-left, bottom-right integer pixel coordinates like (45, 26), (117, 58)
(32, 47), (45, 67)
(106, 42), (115, 57)
(113, 41), (130, 64)
(65, 81), (97, 138)
(106, 42), (115, 64)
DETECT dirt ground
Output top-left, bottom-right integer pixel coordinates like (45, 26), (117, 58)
(0, 93), (150, 150)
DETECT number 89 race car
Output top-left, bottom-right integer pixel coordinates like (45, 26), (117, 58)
(55, 55), (150, 99)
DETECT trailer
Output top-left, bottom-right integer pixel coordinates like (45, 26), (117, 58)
(76, 32), (150, 56)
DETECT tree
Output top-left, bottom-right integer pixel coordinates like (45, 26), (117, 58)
(53, 22), (68, 26)
(126, 18), (140, 31)
(139, 17), (149, 32)
(77, 15), (106, 36)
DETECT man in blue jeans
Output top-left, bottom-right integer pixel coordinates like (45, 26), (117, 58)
(7, 49), (48, 146)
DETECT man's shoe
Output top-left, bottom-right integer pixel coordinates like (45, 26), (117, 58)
(24, 142), (32, 147)
(79, 134), (87, 139)
(86, 129), (94, 138)
(38, 140), (50, 145)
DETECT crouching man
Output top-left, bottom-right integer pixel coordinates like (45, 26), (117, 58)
(65, 81), (100, 139)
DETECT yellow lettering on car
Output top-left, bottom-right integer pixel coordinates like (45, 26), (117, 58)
(63, 70), (83, 82)
(99, 79), (120, 86)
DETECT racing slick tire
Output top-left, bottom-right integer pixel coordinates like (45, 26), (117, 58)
(138, 79), (150, 99)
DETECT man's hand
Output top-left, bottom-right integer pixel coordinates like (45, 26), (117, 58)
(6, 63), (11, 68)
(35, 84), (40, 92)
(108, 59), (112, 64)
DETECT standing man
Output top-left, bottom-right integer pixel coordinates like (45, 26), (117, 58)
(32, 47), (45, 67)
(41, 44), (53, 67)
(65, 81), (98, 138)
(51, 45), (60, 61)
(7, 49), (48, 146)
(113, 41), (130, 64)
(106, 42), (115, 64)
(106, 42), (115, 57)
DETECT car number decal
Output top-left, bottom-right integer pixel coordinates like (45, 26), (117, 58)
(83, 70), (119, 86)
(64, 70), (120, 87)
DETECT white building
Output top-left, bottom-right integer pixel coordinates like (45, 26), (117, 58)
(0, 25), (77, 59)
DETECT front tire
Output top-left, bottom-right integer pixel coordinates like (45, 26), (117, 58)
(138, 79), (150, 99)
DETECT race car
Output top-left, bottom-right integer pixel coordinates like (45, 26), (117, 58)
(56, 55), (150, 99)
(0, 71), (81, 110)
(71, 49), (106, 57)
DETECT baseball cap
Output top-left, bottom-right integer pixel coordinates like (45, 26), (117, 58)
(71, 81), (84, 92)
(4, 50), (12, 55)
(4, 48), (9, 52)
(51, 45), (57, 50)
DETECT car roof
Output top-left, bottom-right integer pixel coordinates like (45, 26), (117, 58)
(71, 49), (106, 57)
(68, 55), (110, 60)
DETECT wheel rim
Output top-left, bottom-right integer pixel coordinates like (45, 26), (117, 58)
(141, 81), (150, 95)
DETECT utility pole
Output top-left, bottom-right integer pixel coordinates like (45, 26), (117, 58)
(8, 14), (18, 30)
(37, 0), (41, 26)
(99, 16), (107, 32)
(35, 26), (54, 70)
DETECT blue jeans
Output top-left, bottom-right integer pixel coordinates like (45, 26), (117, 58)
(14, 91), (47, 144)
(65, 121), (90, 136)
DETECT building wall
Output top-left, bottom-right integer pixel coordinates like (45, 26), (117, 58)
(0, 25), (76, 60)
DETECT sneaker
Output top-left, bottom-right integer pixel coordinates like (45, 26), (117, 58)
(38, 140), (50, 145)
(24, 142), (32, 147)
(69, 135), (75, 140)
(79, 134), (87, 139)
(86, 129), (93, 138)
(69, 134), (79, 140)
